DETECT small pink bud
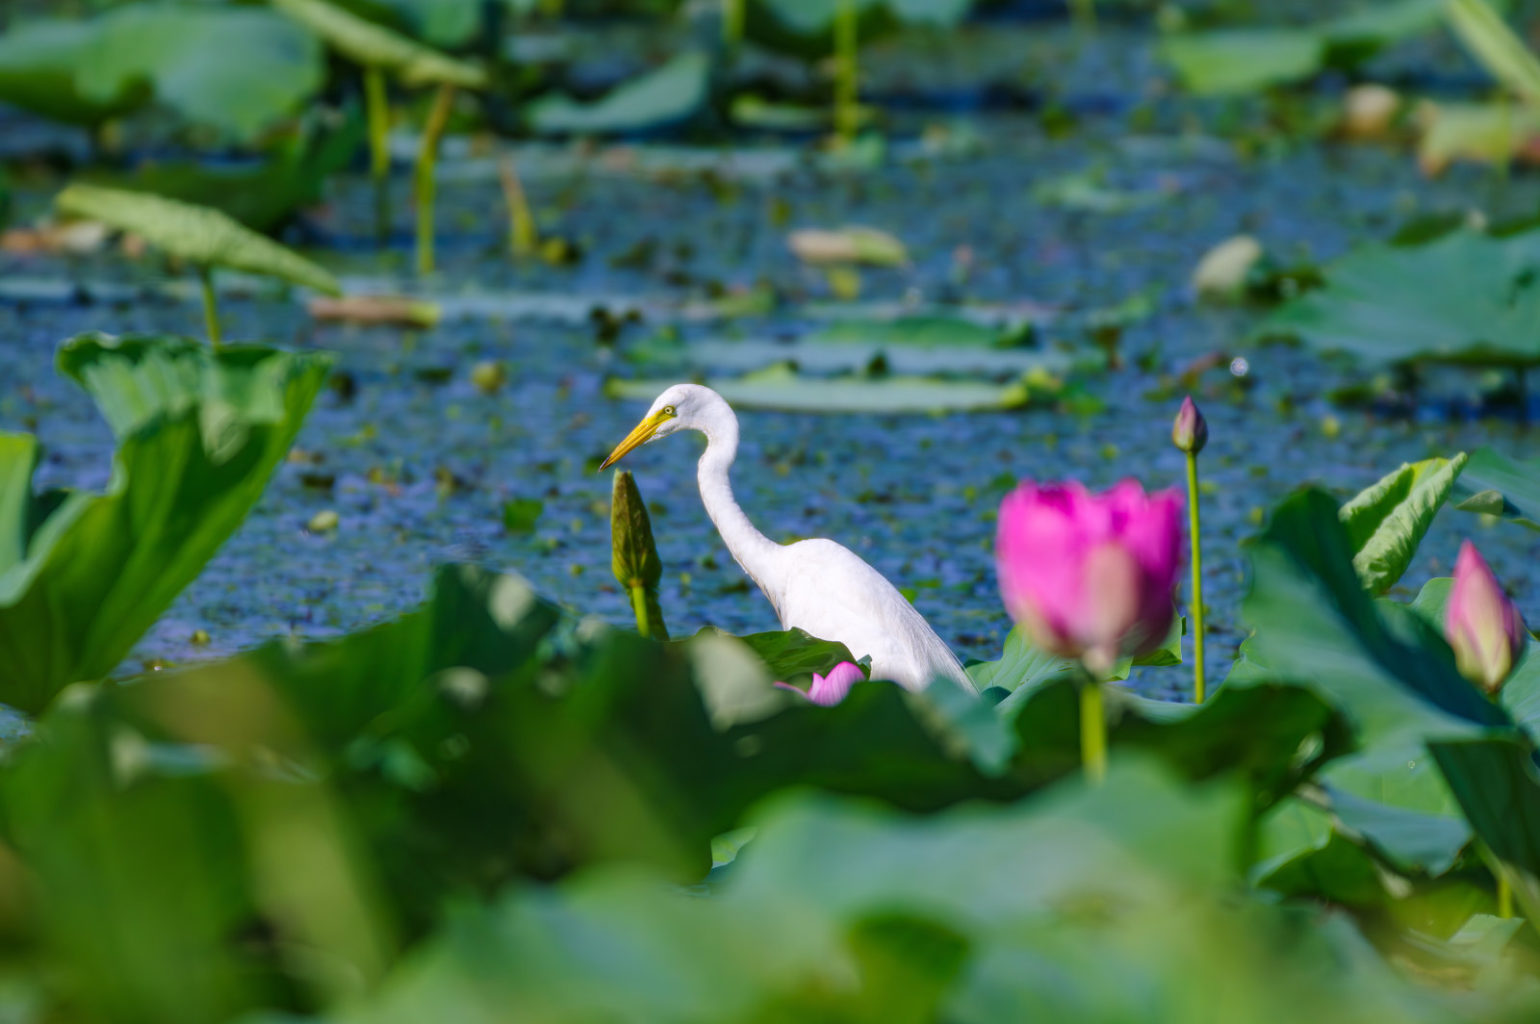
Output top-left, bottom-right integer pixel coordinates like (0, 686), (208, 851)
(775, 661), (864, 706)
(1445, 541), (1528, 696)
(1171, 396), (1208, 455)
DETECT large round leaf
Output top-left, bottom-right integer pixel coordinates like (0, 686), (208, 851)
(0, 6), (322, 138)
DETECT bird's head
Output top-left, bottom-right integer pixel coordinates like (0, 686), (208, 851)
(599, 383), (718, 469)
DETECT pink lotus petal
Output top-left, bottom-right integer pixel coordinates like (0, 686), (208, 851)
(774, 661), (865, 706)
(1447, 541), (1528, 694)
(808, 661), (865, 705)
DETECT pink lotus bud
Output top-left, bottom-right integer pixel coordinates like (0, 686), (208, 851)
(1171, 396), (1208, 455)
(775, 661), (864, 706)
(1445, 541), (1528, 696)
(996, 480), (1184, 677)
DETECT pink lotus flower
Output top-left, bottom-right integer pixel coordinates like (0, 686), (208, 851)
(996, 479), (1184, 676)
(1446, 541), (1528, 695)
(775, 662), (864, 706)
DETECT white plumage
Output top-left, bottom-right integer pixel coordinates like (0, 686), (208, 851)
(601, 384), (976, 694)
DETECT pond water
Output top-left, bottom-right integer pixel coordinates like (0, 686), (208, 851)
(3, 22), (1539, 698)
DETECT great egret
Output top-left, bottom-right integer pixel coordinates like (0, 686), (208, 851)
(601, 384), (977, 694)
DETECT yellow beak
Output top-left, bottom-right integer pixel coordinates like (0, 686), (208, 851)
(600, 411), (671, 470)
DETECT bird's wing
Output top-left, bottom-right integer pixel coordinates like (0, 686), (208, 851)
(773, 539), (974, 692)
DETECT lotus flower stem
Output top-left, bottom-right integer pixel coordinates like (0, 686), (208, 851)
(498, 153), (538, 259)
(629, 584), (656, 639)
(1500, 872), (1515, 918)
(365, 66), (390, 239)
(415, 84), (457, 276)
(723, 0), (744, 48)
(198, 266), (222, 348)
(834, 0), (860, 144)
(1080, 674), (1107, 785)
(1186, 451), (1206, 702)
(1172, 397), (1208, 703)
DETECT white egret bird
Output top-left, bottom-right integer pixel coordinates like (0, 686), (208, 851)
(601, 384), (977, 694)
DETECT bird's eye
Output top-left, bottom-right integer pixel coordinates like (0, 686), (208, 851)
(663, 405), (675, 415)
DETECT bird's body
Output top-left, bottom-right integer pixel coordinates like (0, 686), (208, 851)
(602, 384), (976, 694)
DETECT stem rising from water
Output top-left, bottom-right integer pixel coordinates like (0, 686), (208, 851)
(198, 266), (221, 349)
(834, 0), (859, 144)
(365, 66), (390, 239)
(1186, 450), (1206, 703)
(498, 153), (538, 258)
(415, 84), (456, 276)
(1080, 678), (1107, 785)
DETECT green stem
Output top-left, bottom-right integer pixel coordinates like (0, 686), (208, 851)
(834, 0), (859, 144)
(1500, 871), (1515, 919)
(198, 266), (222, 349)
(415, 84), (456, 277)
(498, 153), (538, 258)
(1498, 89), (1512, 199)
(1080, 677), (1107, 785)
(365, 66), (390, 239)
(1071, 0), (1095, 30)
(1186, 450), (1206, 704)
(629, 584), (653, 639)
(723, 0), (743, 48)
(365, 66), (389, 181)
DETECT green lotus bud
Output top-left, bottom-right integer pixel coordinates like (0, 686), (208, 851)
(1171, 396), (1208, 455)
(611, 470), (667, 640)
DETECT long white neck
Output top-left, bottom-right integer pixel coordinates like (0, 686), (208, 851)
(696, 402), (781, 592)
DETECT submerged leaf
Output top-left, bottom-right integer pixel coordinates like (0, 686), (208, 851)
(528, 53), (710, 136)
(55, 185), (340, 295)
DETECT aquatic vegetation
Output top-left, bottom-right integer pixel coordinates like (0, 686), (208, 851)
(607, 366), (1049, 413)
(1161, 0), (1468, 96)
(53, 185), (341, 346)
(4, 422), (1539, 1017)
(0, 4), (323, 138)
(610, 469), (668, 639)
(527, 52), (713, 136)
(1424, 0), (1540, 172)
(1258, 229), (1540, 370)
(1171, 396), (1207, 703)
(774, 659), (864, 704)
(1445, 542), (1527, 696)
(11, 0), (1540, 1018)
(0, 334), (331, 714)
(996, 478), (1184, 781)
(270, 0), (488, 272)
